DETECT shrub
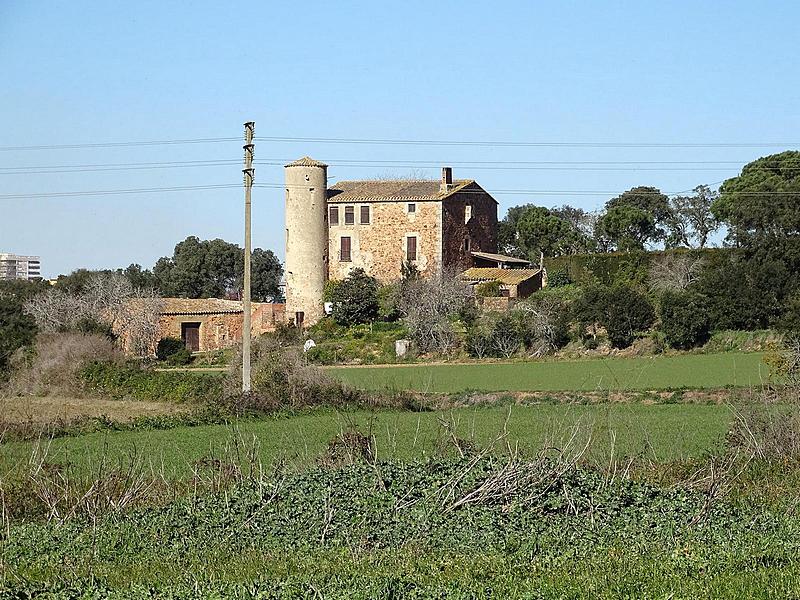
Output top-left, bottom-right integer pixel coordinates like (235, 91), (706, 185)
(574, 285), (655, 349)
(398, 274), (468, 355)
(603, 286), (655, 349)
(6, 333), (121, 396)
(72, 316), (116, 340)
(165, 348), (193, 366)
(156, 337), (185, 361)
(476, 281), (502, 297)
(329, 268), (380, 326)
(377, 283), (401, 321)
(658, 291), (711, 349)
(224, 337), (361, 412)
(547, 268), (571, 287)
(81, 362), (222, 403)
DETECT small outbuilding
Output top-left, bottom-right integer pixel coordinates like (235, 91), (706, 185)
(461, 267), (545, 300)
(158, 298), (285, 352)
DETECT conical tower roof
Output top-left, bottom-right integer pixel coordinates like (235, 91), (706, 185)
(285, 156), (328, 168)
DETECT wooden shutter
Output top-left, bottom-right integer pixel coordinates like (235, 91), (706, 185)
(360, 205), (370, 224)
(340, 236), (351, 262)
(329, 206), (339, 225)
(407, 236), (417, 261)
(345, 206), (355, 224)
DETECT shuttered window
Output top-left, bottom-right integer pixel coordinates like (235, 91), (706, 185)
(329, 206), (339, 226)
(360, 205), (370, 224)
(406, 236), (417, 262)
(345, 206), (355, 225)
(340, 236), (352, 262)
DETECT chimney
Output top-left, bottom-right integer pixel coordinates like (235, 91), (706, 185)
(440, 166), (453, 193)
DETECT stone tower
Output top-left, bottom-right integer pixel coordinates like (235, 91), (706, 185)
(284, 156), (328, 327)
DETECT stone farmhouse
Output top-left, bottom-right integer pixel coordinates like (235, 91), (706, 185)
(284, 157), (542, 327)
(156, 298), (284, 352)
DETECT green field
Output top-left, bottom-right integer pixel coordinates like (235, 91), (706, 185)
(327, 352), (769, 393)
(2, 403), (733, 478)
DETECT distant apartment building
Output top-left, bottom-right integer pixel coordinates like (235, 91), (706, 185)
(0, 253), (41, 281)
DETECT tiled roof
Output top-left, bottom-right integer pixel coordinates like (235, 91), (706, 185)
(461, 268), (542, 286)
(285, 156), (328, 168)
(327, 179), (475, 202)
(470, 251), (531, 265)
(160, 298), (247, 315)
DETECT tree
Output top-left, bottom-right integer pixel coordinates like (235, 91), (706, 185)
(397, 273), (468, 354)
(712, 151), (800, 297)
(245, 248), (283, 302)
(658, 291), (711, 349)
(595, 204), (656, 252)
(648, 252), (705, 293)
(573, 284), (655, 348)
(499, 204), (592, 259)
(666, 185), (720, 248)
(154, 236), (283, 301)
(329, 268), (380, 326)
(597, 186), (670, 251)
(25, 273), (163, 357)
(120, 264), (158, 289)
(550, 205), (596, 238)
(0, 280), (49, 375)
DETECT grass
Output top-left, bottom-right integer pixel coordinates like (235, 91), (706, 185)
(1, 403), (733, 479)
(327, 351), (769, 393)
(0, 395), (188, 425)
(4, 456), (800, 598)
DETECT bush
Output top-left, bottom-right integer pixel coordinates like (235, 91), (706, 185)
(658, 291), (711, 349)
(329, 268), (380, 326)
(224, 337), (362, 412)
(574, 285), (655, 349)
(6, 333), (121, 396)
(166, 348), (193, 366)
(476, 281), (502, 297)
(377, 283), (401, 321)
(81, 362), (222, 403)
(72, 316), (116, 340)
(156, 337), (185, 361)
(547, 268), (571, 287)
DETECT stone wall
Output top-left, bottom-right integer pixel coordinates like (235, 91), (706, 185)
(156, 303), (286, 353)
(327, 200), (442, 283)
(442, 185), (498, 274)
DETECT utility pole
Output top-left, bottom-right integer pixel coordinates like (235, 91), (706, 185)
(242, 121), (255, 393)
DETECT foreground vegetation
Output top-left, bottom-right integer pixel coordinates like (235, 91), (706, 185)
(1, 403), (734, 479)
(3, 425), (800, 598)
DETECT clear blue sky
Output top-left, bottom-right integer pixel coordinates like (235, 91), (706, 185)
(2, 0), (799, 277)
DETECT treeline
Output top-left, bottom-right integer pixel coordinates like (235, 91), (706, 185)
(0, 236), (283, 376)
(55, 236), (283, 302)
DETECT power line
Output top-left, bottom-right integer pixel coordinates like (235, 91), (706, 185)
(256, 135), (800, 149)
(0, 138), (241, 152)
(2, 135), (798, 152)
(0, 160), (241, 175)
(0, 184), (242, 200)
(4, 157), (800, 176)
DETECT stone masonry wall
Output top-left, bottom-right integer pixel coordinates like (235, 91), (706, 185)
(327, 200), (442, 283)
(442, 185), (498, 274)
(157, 303), (286, 353)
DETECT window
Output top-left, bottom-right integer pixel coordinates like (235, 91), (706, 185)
(329, 206), (339, 226)
(464, 238), (471, 252)
(407, 203), (416, 213)
(360, 205), (370, 224)
(345, 206), (355, 225)
(406, 236), (417, 262)
(340, 236), (352, 262)
(464, 204), (472, 223)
